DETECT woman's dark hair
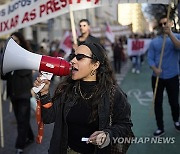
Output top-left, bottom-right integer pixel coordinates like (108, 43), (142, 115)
(11, 32), (31, 51)
(53, 43), (116, 122)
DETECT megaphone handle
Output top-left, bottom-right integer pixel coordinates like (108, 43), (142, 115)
(32, 71), (53, 94)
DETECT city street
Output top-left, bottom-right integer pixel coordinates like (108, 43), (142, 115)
(0, 0), (180, 153)
(120, 59), (180, 154)
(0, 59), (179, 154)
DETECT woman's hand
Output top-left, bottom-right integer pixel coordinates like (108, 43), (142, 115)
(87, 131), (107, 146)
(33, 74), (51, 95)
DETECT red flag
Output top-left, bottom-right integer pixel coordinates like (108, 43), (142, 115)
(59, 31), (72, 57)
(105, 22), (115, 43)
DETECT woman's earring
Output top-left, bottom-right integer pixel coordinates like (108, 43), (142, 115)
(90, 70), (96, 76)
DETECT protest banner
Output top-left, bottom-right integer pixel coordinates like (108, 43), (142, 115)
(127, 38), (152, 56)
(0, 0), (169, 37)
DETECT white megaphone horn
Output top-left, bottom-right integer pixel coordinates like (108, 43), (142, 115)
(1, 37), (71, 77)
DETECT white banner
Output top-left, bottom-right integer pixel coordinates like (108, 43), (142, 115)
(0, 0), (169, 37)
(127, 38), (152, 56)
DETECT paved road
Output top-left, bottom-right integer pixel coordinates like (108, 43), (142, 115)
(120, 60), (180, 154)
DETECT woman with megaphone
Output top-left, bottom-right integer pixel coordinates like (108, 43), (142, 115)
(1, 32), (34, 154)
(34, 43), (134, 154)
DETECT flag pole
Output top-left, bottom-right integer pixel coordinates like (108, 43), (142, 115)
(0, 79), (4, 148)
(152, 0), (172, 107)
(69, 5), (77, 45)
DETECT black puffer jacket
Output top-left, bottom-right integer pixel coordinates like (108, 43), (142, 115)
(41, 86), (133, 154)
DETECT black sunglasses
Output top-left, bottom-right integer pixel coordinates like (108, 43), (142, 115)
(159, 22), (167, 27)
(69, 53), (93, 60)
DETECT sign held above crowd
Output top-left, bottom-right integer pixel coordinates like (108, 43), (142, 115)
(0, 0), (170, 37)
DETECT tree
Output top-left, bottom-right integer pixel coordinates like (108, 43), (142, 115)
(144, 3), (179, 32)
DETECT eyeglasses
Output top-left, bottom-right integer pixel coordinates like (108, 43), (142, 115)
(159, 22), (167, 27)
(69, 53), (92, 60)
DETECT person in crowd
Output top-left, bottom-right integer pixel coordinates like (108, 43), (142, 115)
(34, 42), (133, 154)
(0, 41), (7, 101)
(72, 19), (101, 51)
(147, 14), (180, 137)
(130, 34), (141, 74)
(37, 46), (48, 55)
(1, 32), (34, 154)
(40, 38), (49, 53)
(112, 37), (124, 73)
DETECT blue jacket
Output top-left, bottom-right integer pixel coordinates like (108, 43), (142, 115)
(147, 33), (180, 79)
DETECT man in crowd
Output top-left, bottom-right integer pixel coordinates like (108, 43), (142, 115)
(147, 14), (180, 137)
(72, 19), (101, 50)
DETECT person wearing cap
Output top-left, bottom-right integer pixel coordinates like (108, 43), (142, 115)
(34, 42), (133, 154)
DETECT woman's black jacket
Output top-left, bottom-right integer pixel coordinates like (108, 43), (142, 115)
(41, 86), (133, 154)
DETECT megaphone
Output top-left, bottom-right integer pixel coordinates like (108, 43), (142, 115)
(1, 38), (71, 76)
